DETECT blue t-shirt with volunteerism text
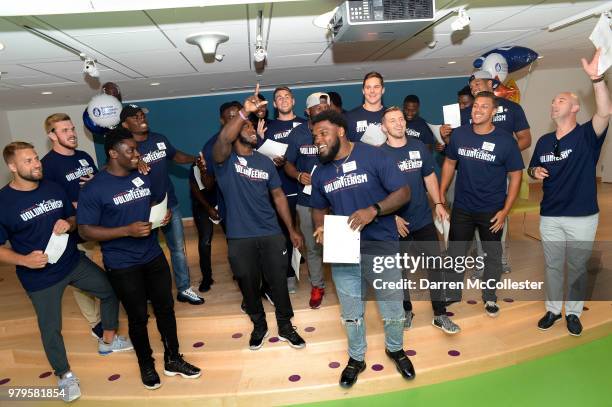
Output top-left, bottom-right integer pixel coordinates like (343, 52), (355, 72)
(446, 125), (524, 213)
(460, 98), (530, 135)
(137, 132), (179, 208)
(286, 122), (320, 207)
(0, 180), (80, 292)
(41, 149), (98, 204)
(406, 116), (435, 146)
(529, 121), (608, 216)
(77, 170), (163, 269)
(345, 105), (385, 142)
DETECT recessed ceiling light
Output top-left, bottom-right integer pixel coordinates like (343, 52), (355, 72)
(150, 82), (160, 86)
(447, 61), (457, 64)
(0, 42), (4, 51)
(41, 91), (53, 95)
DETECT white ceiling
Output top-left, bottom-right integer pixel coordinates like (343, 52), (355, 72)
(0, 0), (605, 110)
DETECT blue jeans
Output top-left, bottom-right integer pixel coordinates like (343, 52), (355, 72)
(331, 254), (405, 361)
(161, 205), (190, 292)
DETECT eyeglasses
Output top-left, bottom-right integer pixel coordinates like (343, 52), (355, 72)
(553, 139), (560, 158)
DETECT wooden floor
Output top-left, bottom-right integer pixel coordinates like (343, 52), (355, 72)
(0, 183), (611, 406)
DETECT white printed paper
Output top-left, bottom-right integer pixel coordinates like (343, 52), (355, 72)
(257, 139), (288, 160)
(193, 166), (205, 190)
(443, 103), (461, 129)
(323, 215), (360, 264)
(434, 217), (450, 250)
(427, 123), (446, 145)
(291, 247), (302, 281)
(589, 13), (612, 75)
(149, 193), (168, 229)
(44, 233), (69, 264)
(360, 123), (386, 146)
(302, 165), (317, 196)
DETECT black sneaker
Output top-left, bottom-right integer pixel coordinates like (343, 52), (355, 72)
(485, 301), (499, 317)
(198, 279), (214, 293)
(90, 321), (103, 340)
(339, 357), (366, 388)
(278, 326), (306, 349)
(164, 354), (201, 379)
(385, 349), (416, 380)
(537, 311), (562, 330)
(249, 328), (269, 351)
(140, 365), (161, 390)
(566, 314), (583, 337)
(177, 288), (205, 305)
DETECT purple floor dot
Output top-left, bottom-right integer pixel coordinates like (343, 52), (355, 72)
(406, 349), (417, 356)
(467, 300), (477, 305)
(288, 374), (301, 382)
(304, 326), (316, 332)
(108, 374), (120, 381)
(448, 350), (461, 357)
(328, 362), (341, 369)
(193, 341), (204, 348)
(583, 306), (590, 311)
(446, 311), (455, 317)
(231, 333), (242, 339)
(269, 336), (279, 343)
(503, 298), (514, 303)
(0, 378), (10, 385)
(39, 372), (52, 379)
(371, 364), (384, 371)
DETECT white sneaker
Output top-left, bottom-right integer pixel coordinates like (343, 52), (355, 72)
(177, 287), (205, 305)
(287, 277), (297, 294)
(98, 335), (134, 355)
(58, 371), (81, 403)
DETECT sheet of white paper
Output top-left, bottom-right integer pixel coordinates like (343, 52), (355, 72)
(44, 233), (69, 264)
(589, 13), (612, 75)
(323, 215), (360, 264)
(302, 165), (317, 196)
(427, 123), (445, 145)
(149, 193), (168, 229)
(193, 166), (205, 190)
(291, 247), (301, 281)
(434, 217), (450, 249)
(443, 103), (461, 129)
(360, 123), (386, 146)
(257, 139), (288, 160)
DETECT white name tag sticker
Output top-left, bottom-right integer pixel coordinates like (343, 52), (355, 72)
(342, 160), (357, 173)
(409, 150), (421, 160)
(482, 141), (496, 151)
(157, 142), (166, 150)
(78, 159), (89, 167)
(292, 122), (301, 128)
(132, 177), (144, 187)
(496, 106), (504, 114)
(357, 120), (367, 128)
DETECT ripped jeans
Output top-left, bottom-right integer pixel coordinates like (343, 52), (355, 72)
(331, 254), (405, 361)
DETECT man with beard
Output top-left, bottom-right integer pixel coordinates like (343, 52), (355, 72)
(440, 92), (523, 317)
(285, 92), (330, 308)
(212, 85), (306, 351)
(310, 109), (414, 387)
(403, 95), (435, 150)
(78, 128), (201, 390)
(0, 142), (129, 402)
(121, 105), (204, 305)
(380, 106), (459, 334)
(345, 72), (385, 142)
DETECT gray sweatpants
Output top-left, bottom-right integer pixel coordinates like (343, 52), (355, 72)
(296, 204), (325, 288)
(539, 214), (598, 317)
(27, 253), (119, 376)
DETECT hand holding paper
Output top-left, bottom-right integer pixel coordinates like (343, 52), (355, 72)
(44, 233), (69, 264)
(443, 103), (461, 129)
(149, 194), (168, 229)
(291, 247), (302, 281)
(323, 215), (360, 264)
(257, 139), (288, 160)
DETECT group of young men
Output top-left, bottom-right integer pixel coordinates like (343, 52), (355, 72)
(0, 49), (608, 399)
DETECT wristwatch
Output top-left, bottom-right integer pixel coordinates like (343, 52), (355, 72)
(373, 203), (382, 217)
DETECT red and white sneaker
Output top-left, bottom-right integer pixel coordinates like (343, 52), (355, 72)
(309, 286), (325, 309)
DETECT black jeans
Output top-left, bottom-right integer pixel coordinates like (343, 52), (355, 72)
(227, 234), (294, 331)
(400, 223), (447, 316)
(106, 254), (180, 368)
(448, 207), (503, 302)
(276, 195), (297, 279)
(192, 203), (214, 287)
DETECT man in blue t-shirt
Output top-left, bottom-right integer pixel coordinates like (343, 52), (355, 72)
(440, 92), (524, 317)
(258, 87), (308, 293)
(120, 105), (204, 306)
(78, 128), (201, 390)
(41, 112), (107, 340)
(345, 71), (385, 142)
(310, 110), (414, 388)
(285, 92), (331, 309)
(212, 85), (306, 351)
(0, 142), (130, 402)
(380, 106), (459, 335)
(403, 95), (435, 149)
(528, 49), (610, 337)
